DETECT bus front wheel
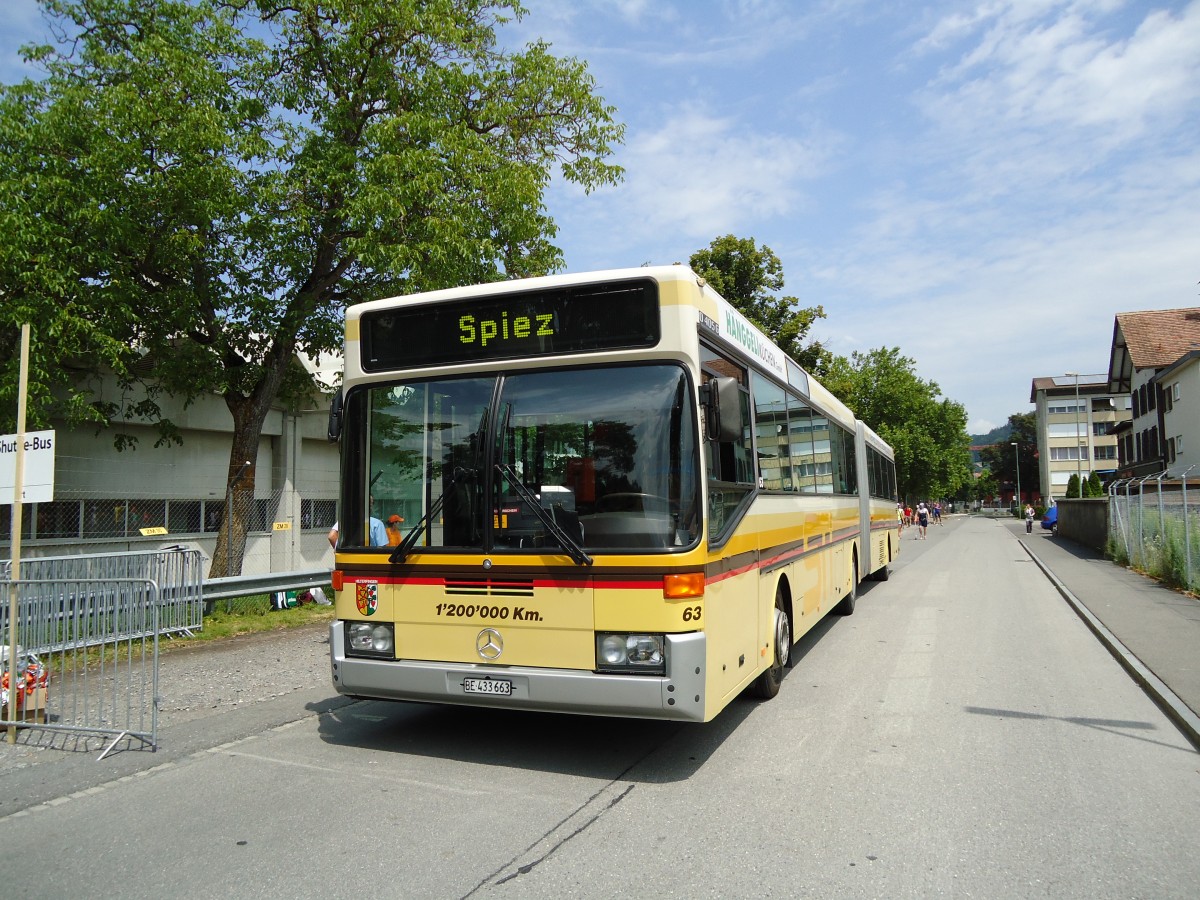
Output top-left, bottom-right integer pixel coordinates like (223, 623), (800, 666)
(751, 587), (790, 700)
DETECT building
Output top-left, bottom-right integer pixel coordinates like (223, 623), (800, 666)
(1, 352), (341, 577)
(1106, 308), (1200, 478)
(1029, 374), (1130, 501)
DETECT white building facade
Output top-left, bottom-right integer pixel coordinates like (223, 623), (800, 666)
(1030, 374), (1129, 501)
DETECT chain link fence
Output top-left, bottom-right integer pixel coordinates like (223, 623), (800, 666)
(1108, 472), (1200, 594)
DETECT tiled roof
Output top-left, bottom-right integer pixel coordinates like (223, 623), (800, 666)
(1115, 307), (1200, 369)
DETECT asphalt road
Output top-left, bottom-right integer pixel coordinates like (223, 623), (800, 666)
(2, 516), (1198, 899)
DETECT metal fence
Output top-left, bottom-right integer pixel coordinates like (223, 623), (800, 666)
(1108, 471), (1200, 593)
(3, 547), (204, 638)
(2, 577), (160, 757)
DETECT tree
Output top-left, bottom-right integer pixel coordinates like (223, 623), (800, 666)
(973, 470), (999, 505)
(979, 412), (1038, 503)
(689, 235), (827, 369)
(1, 0), (623, 575)
(1065, 473), (1081, 499)
(1086, 471), (1104, 498)
(821, 347), (972, 501)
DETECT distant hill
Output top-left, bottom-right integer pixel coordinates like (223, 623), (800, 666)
(970, 424), (1012, 446)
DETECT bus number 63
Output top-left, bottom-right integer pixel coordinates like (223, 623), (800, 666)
(682, 606), (702, 622)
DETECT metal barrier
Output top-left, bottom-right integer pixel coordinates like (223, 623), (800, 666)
(3, 546), (203, 638)
(1108, 470), (1200, 593)
(2, 577), (160, 757)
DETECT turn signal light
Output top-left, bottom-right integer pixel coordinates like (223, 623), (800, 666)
(331, 569), (344, 591)
(663, 572), (704, 599)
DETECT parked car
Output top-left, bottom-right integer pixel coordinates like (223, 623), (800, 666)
(1042, 506), (1058, 533)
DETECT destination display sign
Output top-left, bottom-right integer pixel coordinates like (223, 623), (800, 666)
(361, 279), (660, 370)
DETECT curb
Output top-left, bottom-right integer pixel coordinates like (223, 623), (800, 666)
(1019, 539), (1200, 752)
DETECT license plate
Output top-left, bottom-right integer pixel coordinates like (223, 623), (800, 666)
(462, 677), (512, 696)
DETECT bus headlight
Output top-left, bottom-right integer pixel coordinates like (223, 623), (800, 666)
(596, 633), (665, 674)
(347, 621), (395, 658)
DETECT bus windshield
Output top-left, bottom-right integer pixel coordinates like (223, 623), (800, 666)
(358, 364), (700, 555)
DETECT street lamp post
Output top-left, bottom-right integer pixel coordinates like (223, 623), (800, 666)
(1011, 441), (1021, 511)
(1065, 371), (1083, 496)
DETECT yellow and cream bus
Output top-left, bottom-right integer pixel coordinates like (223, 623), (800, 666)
(327, 265), (897, 722)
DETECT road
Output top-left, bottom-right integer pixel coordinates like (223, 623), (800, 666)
(2, 516), (1198, 899)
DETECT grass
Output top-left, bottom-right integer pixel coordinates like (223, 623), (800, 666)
(175, 594), (336, 648)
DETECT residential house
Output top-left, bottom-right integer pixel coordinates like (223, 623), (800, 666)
(1106, 308), (1200, 478)
(1030, 374), (1130, 501)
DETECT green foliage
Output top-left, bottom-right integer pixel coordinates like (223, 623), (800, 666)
(1085, 471), (1104, 498)
(1, 0), (622, 433)
(974, 470), (999, 503)
(970, 423), (1012, 445)
(689, 235), (827, 368)
(821, 347), (973, 501)
(1106, 535), (1129, 566)
(1065, 473), (1081, 499)
(1, 0), (623, 573)
(978, 412), (1037, 500)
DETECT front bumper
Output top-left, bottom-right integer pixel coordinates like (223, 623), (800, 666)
(330, 621), (708, 722)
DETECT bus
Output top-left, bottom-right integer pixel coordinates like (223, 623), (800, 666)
(327, 265), (898, 722)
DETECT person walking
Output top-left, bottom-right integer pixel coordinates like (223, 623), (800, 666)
(917, 502), (929, 539)
(1024, 503), (1035, 534)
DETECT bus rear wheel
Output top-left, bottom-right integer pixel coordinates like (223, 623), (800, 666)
(836, 560), (858, 615)
(751, 587), (790, 700)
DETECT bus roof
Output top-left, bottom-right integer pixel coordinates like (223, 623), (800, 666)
(347, 265), (700, 319)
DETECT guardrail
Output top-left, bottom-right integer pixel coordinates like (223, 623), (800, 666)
(202, 568), (332, 602)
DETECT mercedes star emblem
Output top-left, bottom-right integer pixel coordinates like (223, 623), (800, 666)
(476, 628), (503, 661)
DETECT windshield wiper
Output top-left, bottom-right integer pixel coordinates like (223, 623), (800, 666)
(495, 463), (592, 567)
(389, 463), (483, 564)
(389, 491), (444, 564)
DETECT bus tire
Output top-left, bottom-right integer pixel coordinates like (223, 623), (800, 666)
(872, 547), (891, 581)
(751, 586), (790, 700)
(836, 559), (858, 615)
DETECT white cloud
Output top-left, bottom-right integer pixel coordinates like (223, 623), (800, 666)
(917, 2), (1200, 172)
(551, 105), (838, 264)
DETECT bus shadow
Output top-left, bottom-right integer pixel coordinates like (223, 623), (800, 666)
(312, 589), (867, 781)
(313, 690), (756, 784)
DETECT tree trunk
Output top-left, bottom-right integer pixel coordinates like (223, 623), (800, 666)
(206, 344), (293, 578)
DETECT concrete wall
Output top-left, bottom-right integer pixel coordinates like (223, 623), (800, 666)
(1055, 498), (1109, 551)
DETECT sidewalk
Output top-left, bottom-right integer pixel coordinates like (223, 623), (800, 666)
(1010, 519), (1200, 749)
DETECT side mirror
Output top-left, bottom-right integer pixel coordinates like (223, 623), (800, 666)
(327, 389), (344, 442)
(703, 376), (742, 443)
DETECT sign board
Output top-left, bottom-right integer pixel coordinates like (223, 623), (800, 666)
(0, 430), (55, 505)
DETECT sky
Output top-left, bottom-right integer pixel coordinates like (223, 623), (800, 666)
(4, 0), (1199, 435)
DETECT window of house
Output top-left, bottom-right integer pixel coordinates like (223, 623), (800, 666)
(1048, 402), (1085, 415)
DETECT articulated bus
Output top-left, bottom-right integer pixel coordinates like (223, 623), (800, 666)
(327, 265), (898, 722)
